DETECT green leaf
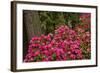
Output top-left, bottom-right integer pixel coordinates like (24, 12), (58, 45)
(52, 53), (56, 60)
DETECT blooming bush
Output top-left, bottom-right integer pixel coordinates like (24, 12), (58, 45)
(74, 13), (91, 59)
(24, 13), (91, 62)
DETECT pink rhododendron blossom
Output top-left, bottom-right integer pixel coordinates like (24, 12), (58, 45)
(24, 14), (91, 62)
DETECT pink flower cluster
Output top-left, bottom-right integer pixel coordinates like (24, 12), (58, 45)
(74, 13), (91, 59)
(24, 25), (84, 62)
(76, 13), (91, 30)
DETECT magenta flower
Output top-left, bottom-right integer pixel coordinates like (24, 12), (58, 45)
(70, 54), (76, 59)
(34, 51), (40, 56)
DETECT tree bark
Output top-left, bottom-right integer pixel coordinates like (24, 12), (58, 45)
(23, 10), (42, 58)
(23, 10), (42, 42)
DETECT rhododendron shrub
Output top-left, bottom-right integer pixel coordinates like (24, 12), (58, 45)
(74, 13), (91, 59)
(24, 13), (91, 62)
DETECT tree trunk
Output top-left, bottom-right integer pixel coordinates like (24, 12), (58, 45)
(23, 10), (42, 59)
(23, 10), (42, 41)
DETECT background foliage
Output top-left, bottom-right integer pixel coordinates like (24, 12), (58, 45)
(39, 11), (81, 34)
